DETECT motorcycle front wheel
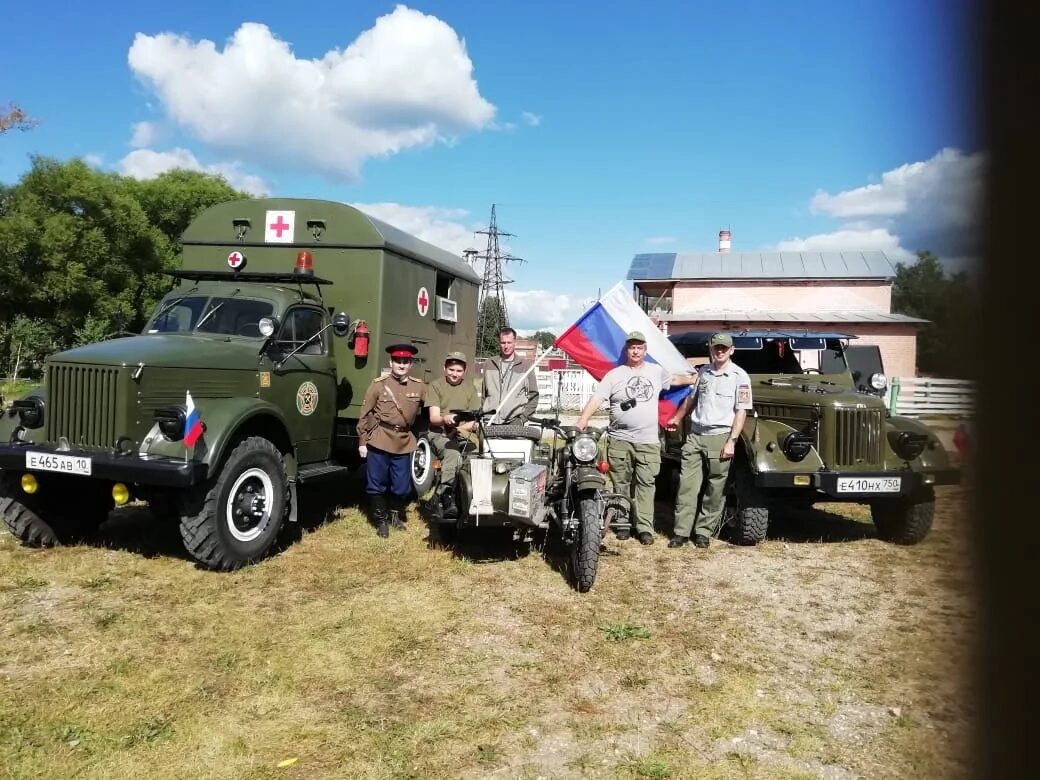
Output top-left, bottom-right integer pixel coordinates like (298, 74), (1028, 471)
(569, 491), (604, 593)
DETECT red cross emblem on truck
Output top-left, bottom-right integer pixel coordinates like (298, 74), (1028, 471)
(417, 287), (429, 316)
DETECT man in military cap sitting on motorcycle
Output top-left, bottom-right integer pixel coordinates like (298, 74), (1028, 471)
(426, 351), (481, 519)
(357, 343), (426, 537)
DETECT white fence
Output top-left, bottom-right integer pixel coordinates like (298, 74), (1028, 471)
(885, 377), (974, 418)
(536, 369), (598, 412)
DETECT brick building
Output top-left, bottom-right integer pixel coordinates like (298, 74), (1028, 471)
(627, 250), (926, 378)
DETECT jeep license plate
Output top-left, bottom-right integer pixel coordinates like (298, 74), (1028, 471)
(25, 451), (92, 477)
(837, 476), (900, 493)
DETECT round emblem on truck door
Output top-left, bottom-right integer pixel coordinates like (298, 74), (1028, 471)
(296, 381), (319, 416)
(417, 287), (429, 317)
(228, 251), (246, 270)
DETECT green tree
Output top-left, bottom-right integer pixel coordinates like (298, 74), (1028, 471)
(0, 156), (247, 378)
(531, 330), (557, 350)
(891, 250), (976, 378)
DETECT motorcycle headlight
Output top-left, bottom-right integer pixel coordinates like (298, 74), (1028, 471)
(869, 372), (888, 392)
(572, 435), (598, 463)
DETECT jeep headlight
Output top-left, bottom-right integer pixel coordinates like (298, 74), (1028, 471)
(869, 372), (887, 392)
(572, 435), (598, 463)
(13, 397), (44, 429)
(154, 405), (187, 442)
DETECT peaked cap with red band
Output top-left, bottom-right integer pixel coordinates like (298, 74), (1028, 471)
(386, 343), (418, 358)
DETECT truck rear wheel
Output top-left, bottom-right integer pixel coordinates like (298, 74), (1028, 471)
(178, 436), (290, 570)
(871, 487), (935, 544)
(1, 475), (111, 546)
(569, 492), (603, 593)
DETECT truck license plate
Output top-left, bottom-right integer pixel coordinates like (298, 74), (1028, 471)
(25, 451), (92, 477)
(837, 476), (900, 493)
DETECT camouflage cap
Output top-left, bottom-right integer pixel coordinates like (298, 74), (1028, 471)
(444, 351), (467, 365)
(625, 330), (647, 343)
(709, 333), (734, 348)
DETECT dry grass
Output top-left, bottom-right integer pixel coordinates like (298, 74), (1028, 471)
(0, 476), (974, 779)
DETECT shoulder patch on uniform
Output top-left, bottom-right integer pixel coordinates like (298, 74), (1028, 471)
(737, 384), (751, 404)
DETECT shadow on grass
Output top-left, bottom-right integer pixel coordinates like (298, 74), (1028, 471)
(85, 468), (370, 564)
(750, 506), (876, 544)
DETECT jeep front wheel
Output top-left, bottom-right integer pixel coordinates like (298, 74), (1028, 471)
(724, 464), (770, 545)
(178, 437), (290, 570)
(871, 487), (935, 545)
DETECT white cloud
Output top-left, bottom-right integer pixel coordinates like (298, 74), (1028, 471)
(504, 290), (589, 334)
(779, 148), (985, 267)
(775, 227), (914, 261)
(645, 236), (676, 246)
(521, 111), (541, 127)
(352, 202), (478, 256)
(129, 121), (158, 148)
(127, 6), (495, 181)
(83, 154), (104, 167)
(119, 147), (270, 196)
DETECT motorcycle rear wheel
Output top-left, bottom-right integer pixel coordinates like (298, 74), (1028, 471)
(570, 492), (603, 592)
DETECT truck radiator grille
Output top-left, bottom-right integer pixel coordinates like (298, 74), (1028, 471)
(834, 407), (883, 466)
(45, 365), (120, 449)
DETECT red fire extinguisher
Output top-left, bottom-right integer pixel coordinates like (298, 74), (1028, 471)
(352, 320), (369, 358)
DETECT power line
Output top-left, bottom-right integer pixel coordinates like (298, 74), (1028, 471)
(474, 204), (526, 352)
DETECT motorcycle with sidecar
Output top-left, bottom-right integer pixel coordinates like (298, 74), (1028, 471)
(411, 410), (630, 592)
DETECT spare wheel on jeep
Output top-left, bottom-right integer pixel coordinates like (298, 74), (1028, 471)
(178, 436), (290, 570)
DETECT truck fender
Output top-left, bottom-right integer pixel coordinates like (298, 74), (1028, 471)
(192, 398), (296, 479)
(743, 416), (825, 474)
(885, 414), (956, 472)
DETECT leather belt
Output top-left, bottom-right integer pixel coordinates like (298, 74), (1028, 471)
(379, 421), (409, 433)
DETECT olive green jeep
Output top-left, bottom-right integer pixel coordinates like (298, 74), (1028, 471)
(662, 331), (960, 545)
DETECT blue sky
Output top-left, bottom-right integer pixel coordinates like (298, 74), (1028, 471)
(1, 0), (981, 333)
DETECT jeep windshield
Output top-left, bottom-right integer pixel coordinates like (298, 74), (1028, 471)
(669, 331), (852, 375)
(146, 296), (275, 337)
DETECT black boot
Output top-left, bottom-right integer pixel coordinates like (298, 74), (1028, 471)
(370, 494), (390, 538)
(441, 486), (458, 519)
(389, 495), (407, 530)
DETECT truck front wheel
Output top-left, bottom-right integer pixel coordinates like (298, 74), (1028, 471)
(871, 486), (935, 545)
(178, 437), (290, 570)
(1, 474), (112, 546)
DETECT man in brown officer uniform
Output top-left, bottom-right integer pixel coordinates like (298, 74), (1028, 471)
(357, 343), (427, 537)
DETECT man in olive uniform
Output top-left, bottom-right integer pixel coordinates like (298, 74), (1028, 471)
(357, 343), (427, 537)
(426, 351), (481, 519)
(575, 331), (673, 544)
(666, 333), (753, 548)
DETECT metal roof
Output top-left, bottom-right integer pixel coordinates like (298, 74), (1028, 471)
(628, 251), (898, 281)
(658, 310), (928, 324)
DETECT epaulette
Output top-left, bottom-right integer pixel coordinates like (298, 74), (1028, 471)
(408, 376), (423, 382)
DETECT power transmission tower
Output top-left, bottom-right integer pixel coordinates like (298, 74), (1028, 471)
(474, 204), (525, 355)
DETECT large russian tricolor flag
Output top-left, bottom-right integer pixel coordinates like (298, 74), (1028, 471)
(554, 283), (694, 425)
(184, 390), (204, 448)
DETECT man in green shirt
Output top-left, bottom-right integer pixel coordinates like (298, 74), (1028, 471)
(426, 352), (481, 518)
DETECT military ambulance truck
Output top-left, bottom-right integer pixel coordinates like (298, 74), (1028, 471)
(0, 199), (478, 569)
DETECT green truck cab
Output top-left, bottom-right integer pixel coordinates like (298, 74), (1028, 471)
(663, 331), (960, 545)
(0, 198), (478, 569)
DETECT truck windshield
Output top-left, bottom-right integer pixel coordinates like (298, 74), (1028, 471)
(147, 296), (275, 337)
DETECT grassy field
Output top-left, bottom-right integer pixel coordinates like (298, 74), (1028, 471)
(0, 474), (973, 779)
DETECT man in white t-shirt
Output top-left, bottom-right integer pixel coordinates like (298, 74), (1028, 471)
(576, 331), (672, 545)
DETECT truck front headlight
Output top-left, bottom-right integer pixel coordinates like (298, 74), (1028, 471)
(13, 398), (44, 429)
(154, 405), (187, 441)
(869, 372), (888, 392)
